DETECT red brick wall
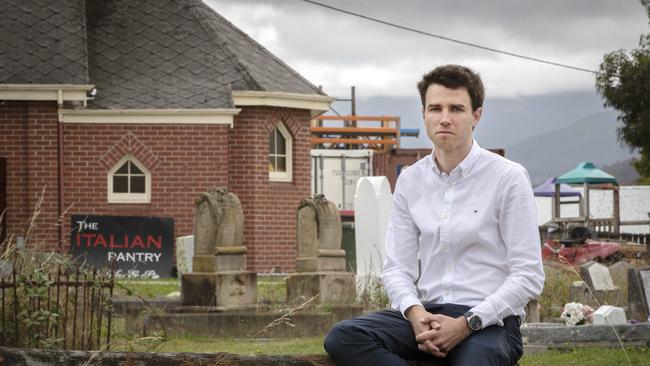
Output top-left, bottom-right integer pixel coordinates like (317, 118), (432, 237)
(0, 101), (60, 251)
(2, 102), (312, 273)
(62, 123), (230, 249)
(229, 107), (312, 273)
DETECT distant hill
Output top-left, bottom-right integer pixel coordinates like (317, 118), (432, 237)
(505, 111), (637, 185)
(601, 159), (640, 185)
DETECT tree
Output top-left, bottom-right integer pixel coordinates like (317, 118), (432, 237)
(595, 0), (650, 184)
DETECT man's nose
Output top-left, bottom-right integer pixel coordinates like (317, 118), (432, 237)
(439, 110), (452, 125)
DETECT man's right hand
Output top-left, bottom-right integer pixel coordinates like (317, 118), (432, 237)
(405, 305), (446, 358)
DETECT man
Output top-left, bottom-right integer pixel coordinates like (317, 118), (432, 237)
(324, 64), (544, 366)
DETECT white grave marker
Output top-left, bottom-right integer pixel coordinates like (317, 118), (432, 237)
(175, 235), (194, 281)
(354, 176), (392, 277)
(593, 305), (627, 325)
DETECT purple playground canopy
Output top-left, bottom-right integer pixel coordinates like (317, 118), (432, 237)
(533, 177), (581, 197)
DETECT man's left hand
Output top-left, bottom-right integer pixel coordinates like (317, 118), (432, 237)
(415, 314), (472, 354)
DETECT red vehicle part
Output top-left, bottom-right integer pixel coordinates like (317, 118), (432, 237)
(542, 239), (622, 265)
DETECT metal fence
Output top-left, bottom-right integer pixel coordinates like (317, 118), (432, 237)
(0, 266), (114, 350)
(596, 231), (650, 245)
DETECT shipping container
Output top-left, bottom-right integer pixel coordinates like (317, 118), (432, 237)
(311, 149), (374, 210)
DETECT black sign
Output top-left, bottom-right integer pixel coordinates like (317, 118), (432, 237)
(70, 215), (174, 279)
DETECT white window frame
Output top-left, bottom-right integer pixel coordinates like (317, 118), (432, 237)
(269, 122), (293, 182)
(107, 155), (151, 203)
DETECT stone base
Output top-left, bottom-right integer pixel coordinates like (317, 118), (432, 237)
(192, 254), (247, 272)
(181, 271), (256, 307)
(286, 272), (356, 305)
(296, 256), (346, 272)
(170, 304), (259, 314)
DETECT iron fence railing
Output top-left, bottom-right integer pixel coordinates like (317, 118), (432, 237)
(0, 266), (114, 350)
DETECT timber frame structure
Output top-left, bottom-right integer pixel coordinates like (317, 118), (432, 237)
(310, 115), (401, 151)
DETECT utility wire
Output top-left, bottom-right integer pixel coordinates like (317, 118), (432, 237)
(299, 0), (598, 74)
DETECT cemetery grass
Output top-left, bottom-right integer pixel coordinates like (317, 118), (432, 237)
(115, 278), (179, 298)
(520, 346), (650, 366)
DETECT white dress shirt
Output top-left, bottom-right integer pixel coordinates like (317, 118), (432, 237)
(380, 140), (545, 328)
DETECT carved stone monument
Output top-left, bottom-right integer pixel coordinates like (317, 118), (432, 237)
(181, 188), (257, 309)
(286, 195), (356, 304)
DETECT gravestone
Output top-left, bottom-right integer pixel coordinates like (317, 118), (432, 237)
(581, 261), (616, 291)
(627, 267), (650, 322)
(175, 235), (194, 280)
(592, 305), (626, 325)
(180, 188), (256, 309)
(609, 261), (631, 303)
(578, 261), (622, 306)
(353, 176), (392, 277)
(286, 195), (356, 305)
(568, 281), (592, 305)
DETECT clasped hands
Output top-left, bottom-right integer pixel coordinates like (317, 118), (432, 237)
(406, 305), (472, 358)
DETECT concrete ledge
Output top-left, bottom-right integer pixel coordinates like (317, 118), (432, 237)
(0, 347), (441, 365)
(145, 312), (337, 338)
(521, 323), (650, 345)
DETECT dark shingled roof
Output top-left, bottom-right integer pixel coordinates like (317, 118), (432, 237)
(1, 0), (324, 109)
(0, 0), (89, 84)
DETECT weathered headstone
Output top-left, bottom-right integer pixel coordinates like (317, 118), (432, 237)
(581, 261), (616, 291)
(641, 270), (650, 309)
(568, 280), (592, 305)
(175, 235), (194, 279)
(180, 188), (256, 309)
(578, 262), (623, 306)
(592, 305), (627, 325)
(609, 261), (631, 291)
(627, 267), (650, 322)
(353, 176), (392, 277)
(524, 299), (541, 323)
(286, 195), (356, 305)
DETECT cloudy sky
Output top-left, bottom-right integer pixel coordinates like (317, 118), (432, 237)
(206, 0), (648, 100)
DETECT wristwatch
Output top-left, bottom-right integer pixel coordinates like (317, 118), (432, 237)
(463, 311), (482, 332)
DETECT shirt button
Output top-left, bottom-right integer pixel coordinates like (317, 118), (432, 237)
(442, 213), (449, 220)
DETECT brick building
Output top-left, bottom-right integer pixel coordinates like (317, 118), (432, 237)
(0, 0), (331, 273)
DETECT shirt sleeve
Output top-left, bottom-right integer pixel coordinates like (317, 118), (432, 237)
(380, 171), (422, 318)
(470, 164), (545, 328)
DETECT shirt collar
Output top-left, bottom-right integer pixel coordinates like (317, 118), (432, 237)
(430, 139), (482, 177)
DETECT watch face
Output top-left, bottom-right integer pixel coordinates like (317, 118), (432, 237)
(469, 315), (482, 331)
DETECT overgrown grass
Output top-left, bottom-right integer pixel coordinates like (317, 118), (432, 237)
(520, 346), (650, 366)
(114, 279), (180, 298)
(539, 264), (574, 321)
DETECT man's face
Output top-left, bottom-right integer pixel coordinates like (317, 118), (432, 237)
(422, 84), (482, 155)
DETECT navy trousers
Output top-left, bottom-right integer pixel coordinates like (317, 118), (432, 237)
(324, 303), (523, 366)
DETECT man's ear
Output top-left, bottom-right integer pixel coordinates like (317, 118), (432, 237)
(472, 107), (483, 129)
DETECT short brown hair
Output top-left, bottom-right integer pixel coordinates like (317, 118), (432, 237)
(417, 65), (485, 111)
